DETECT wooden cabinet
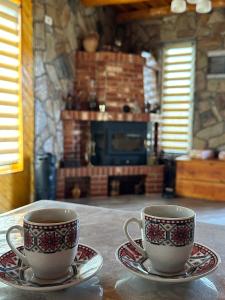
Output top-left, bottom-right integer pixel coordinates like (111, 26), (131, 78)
(176, 157), (225, 201)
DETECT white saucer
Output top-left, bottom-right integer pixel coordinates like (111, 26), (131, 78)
(0, 244), (103, 291)
(115, 239), (220, 283)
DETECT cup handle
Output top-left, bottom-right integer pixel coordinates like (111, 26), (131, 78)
(123, 217), (147, 258)
(6, 225), (29, 266)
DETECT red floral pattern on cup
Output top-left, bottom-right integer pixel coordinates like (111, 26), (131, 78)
(145, 224), (166, 244)
(24, 220), (79, 253)
(145, 216), (194, 247)
(38, 231), (63, 252)
(170, 225), (192, 246)
(24, 231), (34, 249)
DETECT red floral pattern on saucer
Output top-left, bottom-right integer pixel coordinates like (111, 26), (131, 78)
(0, 244), (103, 291)
(116, 239), (220, 283)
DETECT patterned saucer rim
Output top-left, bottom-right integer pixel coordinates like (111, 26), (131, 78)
(115, 239), (221, 284)
(0, 243), (103, 292)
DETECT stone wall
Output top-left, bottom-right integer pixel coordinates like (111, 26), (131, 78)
(33, 0), (115, 162)
(124, 9), (225, 150)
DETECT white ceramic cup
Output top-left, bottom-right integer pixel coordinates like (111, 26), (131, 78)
(6, 208), (79, 280)
(124, 205), (195, 274)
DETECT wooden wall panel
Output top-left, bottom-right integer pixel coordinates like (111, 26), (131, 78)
(0, 0), (34, 212)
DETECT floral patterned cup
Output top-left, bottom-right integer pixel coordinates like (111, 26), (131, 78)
(124, 205), (195, 274)
(6, 208), (79, 280)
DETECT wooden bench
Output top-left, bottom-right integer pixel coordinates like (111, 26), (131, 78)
(176, 156), (225, 201)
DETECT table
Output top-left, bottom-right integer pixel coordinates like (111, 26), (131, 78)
(0, 200), (224, 300)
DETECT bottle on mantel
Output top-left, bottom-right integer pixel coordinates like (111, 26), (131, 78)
(88, 80), (98, 111)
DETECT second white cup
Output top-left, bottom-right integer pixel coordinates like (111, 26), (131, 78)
(124, 205), (195, 274)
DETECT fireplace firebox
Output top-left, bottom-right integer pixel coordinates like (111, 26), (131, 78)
(91, 121), (147, 166)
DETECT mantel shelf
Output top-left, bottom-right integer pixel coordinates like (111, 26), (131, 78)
(61, 110), (160, 123)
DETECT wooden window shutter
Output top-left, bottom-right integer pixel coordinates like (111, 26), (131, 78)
(0, 0), (23, 173)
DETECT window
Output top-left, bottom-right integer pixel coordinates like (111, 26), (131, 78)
(161, 42), (195, 154)
(0, 0), (22, 173)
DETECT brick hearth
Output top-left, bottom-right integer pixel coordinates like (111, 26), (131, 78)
(57, 165), (164, 199)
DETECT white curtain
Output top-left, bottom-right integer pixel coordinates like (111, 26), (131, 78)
(142, 51), (160, 107)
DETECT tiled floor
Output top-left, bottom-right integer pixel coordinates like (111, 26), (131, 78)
(68, 194), (225, 225)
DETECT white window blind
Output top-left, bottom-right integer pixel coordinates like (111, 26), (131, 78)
(0, 0), (22, 172)
(161, 42), (195, 154)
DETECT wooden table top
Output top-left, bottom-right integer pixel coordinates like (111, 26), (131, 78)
(0, 200), (224, 300)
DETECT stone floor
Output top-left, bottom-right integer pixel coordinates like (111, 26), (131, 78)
(66, 194), (225, 226)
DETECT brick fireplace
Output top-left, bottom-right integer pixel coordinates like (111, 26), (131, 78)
(57, 51), (164, 199)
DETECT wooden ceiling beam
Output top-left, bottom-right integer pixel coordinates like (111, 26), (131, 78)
(81, 0), (149, 7)
(117, 0), (225, 23)
(117, 6), (172, 22)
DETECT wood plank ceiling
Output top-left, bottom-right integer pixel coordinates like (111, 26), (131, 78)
(81, 0), (225, 23)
